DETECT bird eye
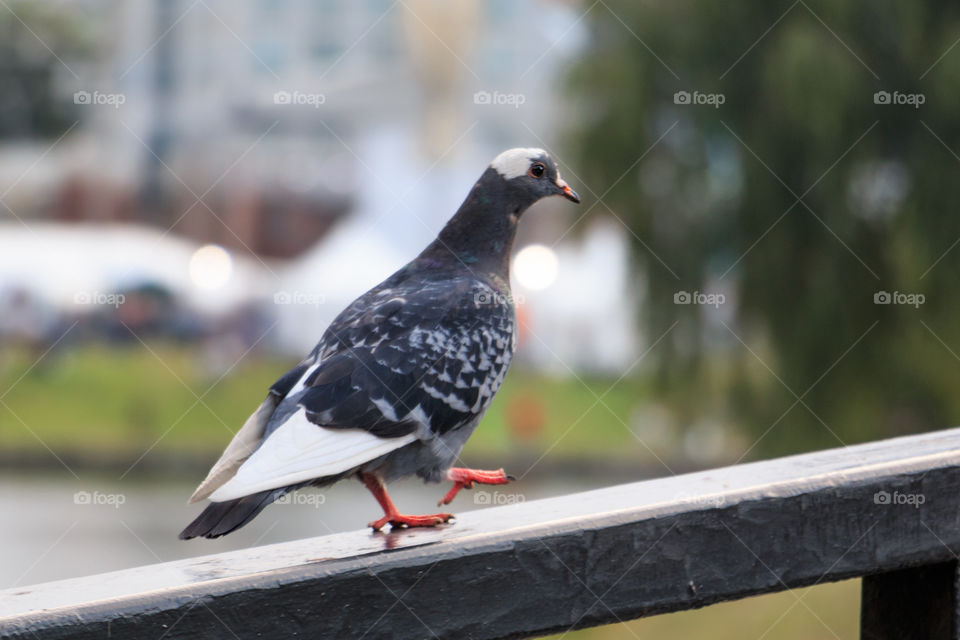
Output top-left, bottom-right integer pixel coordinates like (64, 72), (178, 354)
(528, 163), (545, 178)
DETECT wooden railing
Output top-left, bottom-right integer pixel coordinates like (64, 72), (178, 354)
(4, 427), (960, 639)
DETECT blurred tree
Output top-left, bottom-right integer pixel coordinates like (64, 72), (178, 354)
(567, 1), (960, 456)
(0, 1), (91, 139)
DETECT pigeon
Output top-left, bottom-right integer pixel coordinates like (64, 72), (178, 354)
(179, 148), (580, 538)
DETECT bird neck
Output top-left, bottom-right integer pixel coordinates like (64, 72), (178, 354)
(416, 169), (532, 279)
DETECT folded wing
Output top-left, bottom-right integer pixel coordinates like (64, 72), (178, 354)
(193, 276), (516, 503)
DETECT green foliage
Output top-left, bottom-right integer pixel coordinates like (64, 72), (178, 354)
(0, 344), (287, 456)
(0, 1), (93, 139)
(567, 1), (960, 456)
(0, 345), (650, 465)
(552, 578), (858, 640)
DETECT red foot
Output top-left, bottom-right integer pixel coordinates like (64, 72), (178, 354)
(361, 472), (455, 532)
(438, 467), (514, 506)
(367, 512), (454, 532)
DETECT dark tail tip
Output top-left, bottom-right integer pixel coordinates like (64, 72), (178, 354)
(179, 488), (284, 540)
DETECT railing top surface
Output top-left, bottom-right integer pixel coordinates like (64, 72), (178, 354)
(4, 425), (960, 623)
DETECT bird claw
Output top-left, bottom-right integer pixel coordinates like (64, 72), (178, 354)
(437, 489), (459, 507)
(368, 512), (454, 532)
(438, 467), (514, 506)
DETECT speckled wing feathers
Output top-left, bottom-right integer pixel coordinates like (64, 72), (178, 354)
(289, 274), (516, 440)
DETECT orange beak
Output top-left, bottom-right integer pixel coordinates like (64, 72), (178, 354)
(555, 177), (581, 203)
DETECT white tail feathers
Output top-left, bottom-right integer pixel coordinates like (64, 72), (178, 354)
(188, 397), (277, 504)
(208, 408), (417, 502)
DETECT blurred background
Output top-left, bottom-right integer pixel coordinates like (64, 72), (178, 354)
(4, 0), (960, 637)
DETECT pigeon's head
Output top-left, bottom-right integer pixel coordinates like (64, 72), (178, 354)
(421, 147), (580, 272)
(489, 147), (581, 207)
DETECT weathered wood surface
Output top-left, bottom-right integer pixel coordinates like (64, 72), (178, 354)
(3, 427), (960, 639)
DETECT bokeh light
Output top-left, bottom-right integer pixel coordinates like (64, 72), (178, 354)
(513, 244), (558, 291)
(188, 244), (233, 291)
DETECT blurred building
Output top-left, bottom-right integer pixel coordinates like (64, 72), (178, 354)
(40, 0), (581, 252)
(1, 0), (639, 373)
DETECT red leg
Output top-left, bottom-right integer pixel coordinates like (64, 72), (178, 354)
(438, 467), (514, 506)
(361, 473), (454, 531)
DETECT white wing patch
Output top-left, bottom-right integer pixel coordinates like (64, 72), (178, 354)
(490, 147), (545, 179)
(207, 408), (416, 502)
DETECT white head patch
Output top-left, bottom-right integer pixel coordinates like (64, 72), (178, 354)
(490, 147), (546, 179)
